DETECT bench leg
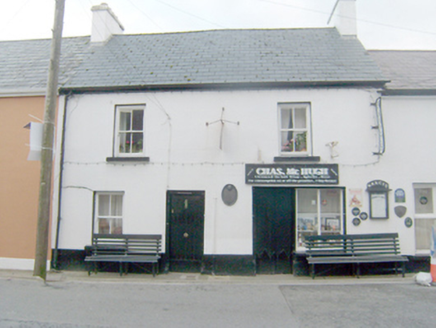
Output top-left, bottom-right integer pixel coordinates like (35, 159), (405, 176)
(311, 264), (315, 279)
(402, 262), (405, 278)
(152, 263), (156, 277)
(356, 263), (360, 278)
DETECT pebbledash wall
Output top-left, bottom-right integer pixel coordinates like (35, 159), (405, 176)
(51, 86), (434, 274)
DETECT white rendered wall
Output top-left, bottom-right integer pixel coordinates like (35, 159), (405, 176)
(52, 89), (435, 256)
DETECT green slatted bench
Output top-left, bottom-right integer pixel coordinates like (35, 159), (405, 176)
(85, 234), (162, 277)
(304, 233), (408, 279)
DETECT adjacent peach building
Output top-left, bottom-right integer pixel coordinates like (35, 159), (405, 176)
(0, 37), (89, 270)
(0, 95), (45, 268)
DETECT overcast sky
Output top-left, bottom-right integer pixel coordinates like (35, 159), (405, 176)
(0, 0), (435, 50)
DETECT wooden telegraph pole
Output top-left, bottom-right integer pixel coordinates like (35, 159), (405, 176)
(33, 0), (65, 280)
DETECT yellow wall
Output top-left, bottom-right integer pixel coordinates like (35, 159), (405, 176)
(0, 96), (47, 260)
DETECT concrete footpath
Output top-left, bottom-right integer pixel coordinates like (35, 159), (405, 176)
(1, 270), (435, 327)
(0, 268), (422, 285)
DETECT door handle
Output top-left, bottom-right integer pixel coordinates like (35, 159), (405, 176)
(183, 232), (189, 238)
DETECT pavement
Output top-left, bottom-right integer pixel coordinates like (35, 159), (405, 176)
(0, 268), (423, 285)
(2, 269), (435, 327)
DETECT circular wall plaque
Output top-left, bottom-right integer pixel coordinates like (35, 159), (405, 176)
(352, 207), (360, 216)
(405, 217), (413, 228)
(222, 184), (238, 206)
(360, 212), (368, 220)
(420, 196), (428, 205)
(352, 218), (361, 226)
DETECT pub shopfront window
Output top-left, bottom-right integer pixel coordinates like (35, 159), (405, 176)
(296, 188), (344, 250)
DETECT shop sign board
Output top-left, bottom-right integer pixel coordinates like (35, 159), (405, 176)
(245, 163), (339, 185)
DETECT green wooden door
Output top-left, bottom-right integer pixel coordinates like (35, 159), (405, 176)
(167, 191), (205, 272)
(253, 187), (295, 274)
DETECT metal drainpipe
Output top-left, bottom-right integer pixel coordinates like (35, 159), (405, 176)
(52, 92), (70, 270)
(372, 97), (386, 155)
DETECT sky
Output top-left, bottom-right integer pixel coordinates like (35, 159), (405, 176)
(0, 0), (435, 50)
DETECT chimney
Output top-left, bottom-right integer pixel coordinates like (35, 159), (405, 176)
(91, 3), (124, 43)
(328, 0), (357, 36)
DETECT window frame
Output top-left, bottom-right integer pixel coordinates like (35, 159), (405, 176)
(93, 191), (124, 235)
(413, 184), (436, 254)
(296, 187), (345, 252)
(278, 102), (312, 156)
(113, 104), (145, 157)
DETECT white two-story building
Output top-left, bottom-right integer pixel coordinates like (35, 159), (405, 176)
(50, 3), (435, 275)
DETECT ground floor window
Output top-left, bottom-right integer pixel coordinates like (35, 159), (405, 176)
(95, 192), (123, 234)
(296, 188), (344, 250)
(415, 218), (436, 252)
(414, 184), (436, 253)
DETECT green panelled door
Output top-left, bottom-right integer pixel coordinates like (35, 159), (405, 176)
(253, 187), (295, 274)
(167, 191), (205, 272)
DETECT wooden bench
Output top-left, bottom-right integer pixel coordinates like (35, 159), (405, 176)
(85, 234), (162, 277)
(304, 233), (408, 279)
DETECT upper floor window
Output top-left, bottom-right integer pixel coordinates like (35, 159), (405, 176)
(279, 103), (310, 155)
(115, 105), (145, 156)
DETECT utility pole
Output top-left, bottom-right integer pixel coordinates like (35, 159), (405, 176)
(33, 0), (65, 281)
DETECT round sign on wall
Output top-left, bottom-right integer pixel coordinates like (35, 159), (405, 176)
(352, 207), (360, 216)
(222, 184), (238, 206)
(352, 218), (361, 226)
(405, 217), (413, 228)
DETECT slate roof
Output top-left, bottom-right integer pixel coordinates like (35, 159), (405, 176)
(0, 28), (387, 94)
(369, 50), (436, 94)
(62, 28), (387, 91)
(0, 37), (89, 94)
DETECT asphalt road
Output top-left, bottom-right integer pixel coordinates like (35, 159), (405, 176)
(1, 275), (435, 327)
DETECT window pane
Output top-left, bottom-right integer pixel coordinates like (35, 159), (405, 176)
(320, 189), (341, 214)
(111, 219), (123, 234)
(281, 108), (292, 129)
(295, 132), (307, 152)
(415, 219), (436, 250)
(132, 110), (144, 131)
(98, 195), (110, 216)
(298, 189), (317, 213)
(119, 133), (132, 153)
(281, 131), (294, 152)
(132, 133), (143, 153)
(321, 215), (341, 234)
(111, 195), (123, 216)
(119, 112), (131, 131)
(415, 188), (433, 214)
(119, 132), (128, 153)
(294, 107), (306, 129)
(98, 218), (110, 233)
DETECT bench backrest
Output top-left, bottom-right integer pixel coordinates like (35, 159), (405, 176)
(304, 233), (401, 257)
(91, 234), (162, 256)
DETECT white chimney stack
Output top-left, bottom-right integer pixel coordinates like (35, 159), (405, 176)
(328, 0), (357, 36)
(91, 3), (124, 43)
